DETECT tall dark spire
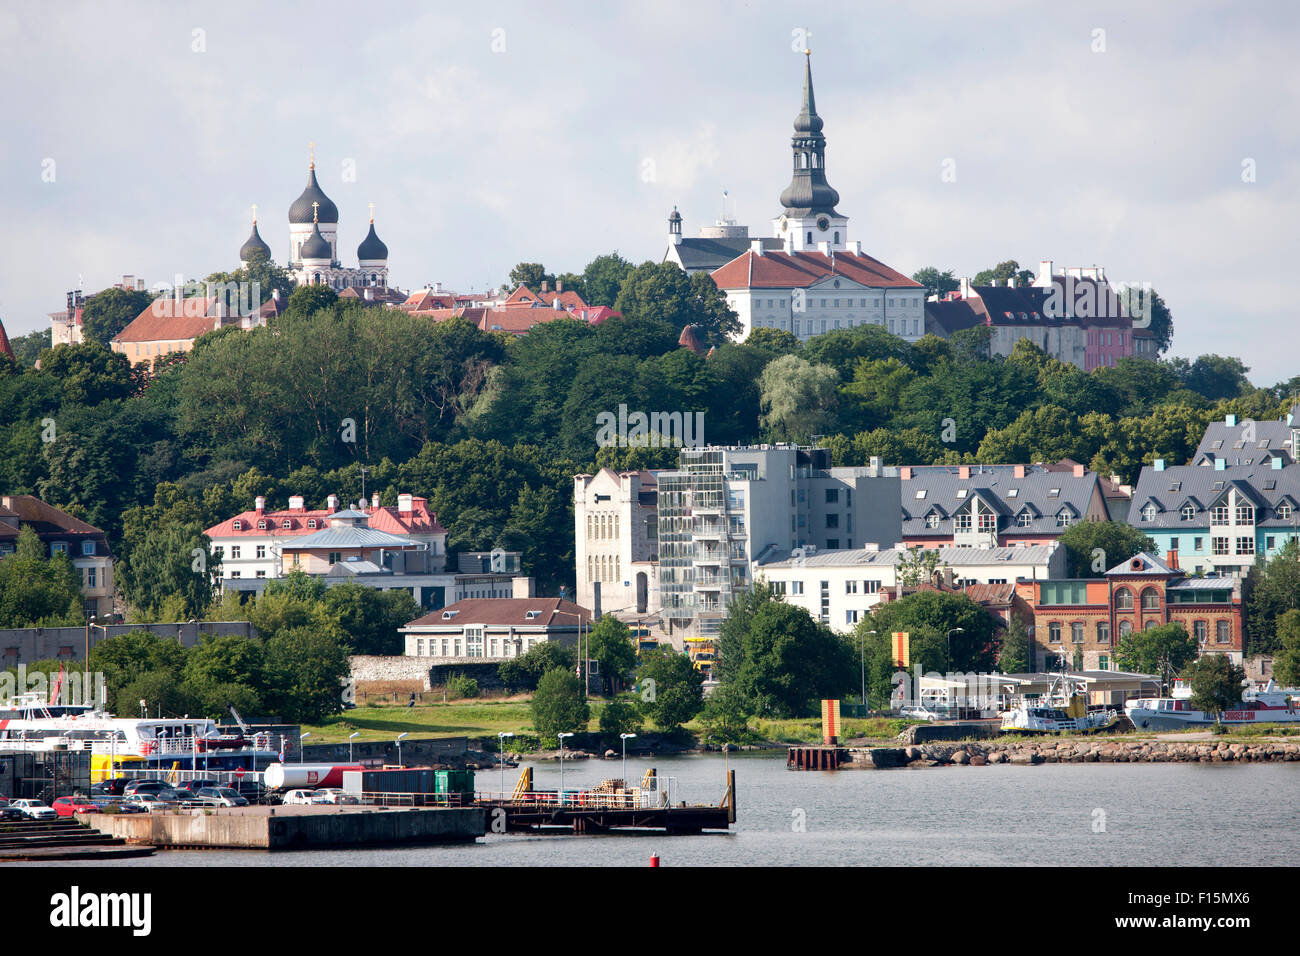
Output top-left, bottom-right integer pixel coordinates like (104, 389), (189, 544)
(779, 52), (840, 217)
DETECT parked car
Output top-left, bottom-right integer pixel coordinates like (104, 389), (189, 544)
(92, 777), (130, 797)
(314, 788), (358, 805)
(229, 780), (276, 805)
(193, 787), (249, 807)
(122, 794), (176, 813)
(899, 705), (941, 722)
(173, 779), (221, 795)
(52, 796), (101, 816)
(91, 797), (146, 814)
(0, 799), (26, 822)
(11, 799), (57, 820)
(123, 779), (174, 797)
(281, 789), (326, 806)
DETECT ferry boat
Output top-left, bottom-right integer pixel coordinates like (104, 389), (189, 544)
(1125, 681), (1299, 731)
(1000, 671), (1120, 734)
(0, 693), (281, 782)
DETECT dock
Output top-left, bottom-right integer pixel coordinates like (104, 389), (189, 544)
(787, 745), (848, 770)
(86, 804), (484, 851)
(0, 817), (156, 861)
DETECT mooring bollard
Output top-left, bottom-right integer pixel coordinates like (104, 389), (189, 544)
(649, 852), (660, 868)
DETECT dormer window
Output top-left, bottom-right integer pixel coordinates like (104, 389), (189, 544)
(1017, 512), (1033, 527)
(233, 520), (242, 531)
(441, 610), (459, 620)
(1278, 503), (1293, 521)
(257, 520), (267, 530)
(81, 541), (95, 556)
(308, 519), (318, 529)
(925, 513), (940, 529)
(1180, 505), (1195, 521)
(282, 519), (292, 529)
(1058, 509), (1076, 528)
(525, 610), (542, 620)
(1140, 504), (1156, 522)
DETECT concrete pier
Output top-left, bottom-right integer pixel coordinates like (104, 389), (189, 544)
(87, 805), (484, 851)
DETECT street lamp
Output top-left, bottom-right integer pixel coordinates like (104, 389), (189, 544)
(299, 732), (310, 764)
(552, 609), (588, 699)
(395, 732), (408, 767)
(862, 630), (877, 714)
(619, 733), (636, 791)
(348, 731), (360, 763)
(946, 628), (964, 668)
(557, 732), (574, 803)
(497, 732), (514, 796)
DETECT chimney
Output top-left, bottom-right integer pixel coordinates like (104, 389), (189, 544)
(1014, 464), (1026, 478)
(1166, 550), (1180, 570)
(1073, 463), (1085, 478)
(869, 455), (882, 470)
(959, 466), (970, 479)
(398, 493), (413, 514)
(371, 492), (381, 510)
(750, 238), (765, 256)
(1039, 260), (1054, 284)
(1273, 457), (1284, 470)
(254, 496), (265, 515)
(553, 296), (562, 311)
(272, 288), (281, 302)
(817, 240), (832, 256)
(1214, 458), (1226, 471)
(846, 240), (862, 255)
(900, 466), (912, 480)
(540, 281), (549, 293)
(512, 576), (535, 599)
(1153, 459), (1165, 472)
(556, 279), (563, 293)
(288, 495), (305, 511)
(1225, 414), (1236, 427)
(326, 494), (339, 512)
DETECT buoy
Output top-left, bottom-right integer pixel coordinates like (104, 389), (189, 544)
(649, 852), (659, 868)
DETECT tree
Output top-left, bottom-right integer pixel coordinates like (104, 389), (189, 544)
(582, 253), (634, 307)
(744, 327), (801, 356)
(1113, 623), (1198, 685)
(1057, 522), (1156, 578)
(182, 635), (266, 716)
(586, 616), (638, 695)
(1177, 355), (1250, 403)
(499, 642), (575, 691)
(322, 583), (420, 655)
(262, 626), (350, 723)
(37, 342), (138, 406)
(1270, 609), (1300, 687)
(973, 259), (1033, 287)
(635, 646), (705, 731)
(0, 526), (84, 627)
(1244, 540), (1300, 655)
(204, 248), (293, 308)
(698, 681), (751, 744)
(998, 617), (1031, 674)
(80, 287), (153, 347)
(949, 325), (992, 361)
(866, 590), (1001, 675)
(895, 546), (944, 587)
(8, 329), (51, 366)
(758, 354), (838, 441)
(597, 696), (642, 740)
(508, 263), (553, 291)
(286, 284), (338, 317)
(531, 667), (590, 738)
(613, 262), (739, 345)
(726, 601), (855, 718)
(911, 267), (958, 300)
(1183, 654), (1246, 717)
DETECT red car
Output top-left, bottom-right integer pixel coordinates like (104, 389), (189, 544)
(52, 796), (100, 816)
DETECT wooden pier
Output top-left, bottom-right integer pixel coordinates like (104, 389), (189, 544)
(787, 746), (848, 770)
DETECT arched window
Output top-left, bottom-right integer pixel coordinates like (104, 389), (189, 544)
(256, 520), (267, 530)
(1140, 587), (1160, 610)
(1115, 588), (1133, 610)
(282, 519), (292, 530)
(1118, 620), (1132, 637)
(833, 231), (840, 244)
(806, 232), (813, 245)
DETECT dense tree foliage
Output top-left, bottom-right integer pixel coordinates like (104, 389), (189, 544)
(80, 287), (153, 348)
(1056, 522), (1156, 578)
(530, 668), (589, 738)
(1114, 623), (1199, 683)
(635, 645), (705, 731)
(1244, 540), (1300, 655)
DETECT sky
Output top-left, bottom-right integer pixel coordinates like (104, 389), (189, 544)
(1, 0), (1297, 384)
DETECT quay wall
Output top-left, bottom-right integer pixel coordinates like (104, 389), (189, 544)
(848, 738), (1300, 769)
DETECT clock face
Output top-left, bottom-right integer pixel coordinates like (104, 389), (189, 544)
(817, 217), (830, 232)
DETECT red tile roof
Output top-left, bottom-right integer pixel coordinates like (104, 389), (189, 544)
(205, 496), (446, 538)
(112, 297), (224, 344)
(0, 495), (106, 538)
(405, 597), (590, 629)
(710, 249), (924, 291)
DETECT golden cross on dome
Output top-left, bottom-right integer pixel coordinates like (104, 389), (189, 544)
(251, 203), (258, 224)
(368, 202), (375, 223)
(308, 141), (316, 169)
(312, 200), (319, 222)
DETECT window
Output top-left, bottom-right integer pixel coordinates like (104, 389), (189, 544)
(1235, 537), (1254, 555)
(1018, 512), (1033, 527)
(233, 520), (242, 531)
(84, 568), (97, 588)
(257, 520), (267, 530)
(978, 513), (997, 533)
(466, 626), (484, 658)
(825, 489), (839, 504)
(1180, 505), (1195, 521)
(1118, 620), (1131, 638)
(1048, 623), (1062, 644)
(51, 542), (67, 555)
(1212, 505), (1229, 524)
(230, 546), (241, 560)
(1194, 536), (1204, 551)
(230, 571), (241, 578)
(1212, 537), (1229, 556)
(846, 610), (860, 625)
(1071, 622), (1084, 644)
(1097, 623), (1110, 645)
(1236, 504), (1255, 524)
(1140, 588), (1159, 610)
(255, 570), (265, 578)
(826, 514), (839, 529)
(864, 580), (880, 594)
(1115, 588), (1133, 610)
(954, 514), (972, 532)
(1278, 503), (1293, 521)
(1171, 537), (1179, 551)
(81, 540), (95, 556)
(1194, 621), (1208, 644)
(791, 581), (804, 595)
(256, 545), (266, 559)
(773, 581), (787, 596)
(845, 580), (858, 594)
(308, 519), (318, 529)
(1057, 509), (1075, 528)
(1216, 621), (1231, 644)
(329, 551), (342, 564)
(926, 513), (941, 529)
(1140, 504), (1156, 522)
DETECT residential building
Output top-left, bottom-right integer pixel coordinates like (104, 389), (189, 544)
(110, 292), (273, 368)
(899, 462), (1109, 549)
(204, 493), (522, 609)
(400, 595), (589, 660)
(656, 445), (901, 639)
(50, 276), (147, 347)
(1127, 457), (1300, 575)
(573, 468), (660, 617)
(0, 495), (114, 619)
(1016, 551), (1245, 668)
(1189, 410), (1299, 468)
(754, 543), (1063, 633)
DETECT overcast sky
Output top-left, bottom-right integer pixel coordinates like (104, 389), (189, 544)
(2, 1), (1297, 384)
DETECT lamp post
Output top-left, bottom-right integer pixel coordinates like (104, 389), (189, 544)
(557, 732), (574, 803)
(395, 732), (408, 768)
(946, 628), (965, 715)
(861, 630), (877, 714)
(299, 732), (310, 764)
(553, 609), (589, 699)
(620, 733), (636, 790)
(348, 732), (360, 763)
(497, 732), (514, 796)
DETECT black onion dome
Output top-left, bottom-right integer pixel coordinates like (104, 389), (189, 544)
(288, 167), (339, 224)
(240, 222), (271, 261)
(300, 222), (332, 260)
(356, 222), (388, 261)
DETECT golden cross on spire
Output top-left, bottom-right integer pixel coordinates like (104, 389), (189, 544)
(251, 203), (258, 224)
(312, 200), (319, 222)
(368, 202), (375, 224)
(804, 29), (811, 56)
(308, 141), (316, 169)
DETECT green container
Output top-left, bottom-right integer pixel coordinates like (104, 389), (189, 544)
(435, 769), (475, 795)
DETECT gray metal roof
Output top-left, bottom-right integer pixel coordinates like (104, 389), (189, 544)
(281, 526), (421, 550)
(1127, 461), (1300, 529)
(1191, 414), (1296, 466)
(900, 464), (1098, 538)
(668, 236), (782, 271)
(756, 543), (1060, 570)
(1105, 551), (1177, 576)
(324, 560), (388, 576)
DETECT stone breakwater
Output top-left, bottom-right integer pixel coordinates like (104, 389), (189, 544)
(849, 738), (1300, 769)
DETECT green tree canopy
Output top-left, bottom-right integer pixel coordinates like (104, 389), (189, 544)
(80, 286), (153, 347)
(531, 667), (590, 739)
(1114, 623), (1198, 685)
(635, 646), (705, 731)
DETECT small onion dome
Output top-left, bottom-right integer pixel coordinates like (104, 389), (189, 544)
(300, 221), (332, 261)
(288, 166), (339, 224)
(356, 222), (388, 262)
(240, 222), (271, 262)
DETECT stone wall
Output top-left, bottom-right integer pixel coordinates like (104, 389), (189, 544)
(847, 737), (1300, 769)
(0, 622), (258, 667)
(348, 656), (511, 692)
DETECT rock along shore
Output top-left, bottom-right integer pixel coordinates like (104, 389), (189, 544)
(846, 738), (1300, 769)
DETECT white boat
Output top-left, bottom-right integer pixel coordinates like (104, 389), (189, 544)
(0, 693), (281, 781)
(1125, 681), (1300, 731)
(999, 670), (1119, 733)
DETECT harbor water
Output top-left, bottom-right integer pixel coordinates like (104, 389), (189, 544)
(28, 752), (1300, 866)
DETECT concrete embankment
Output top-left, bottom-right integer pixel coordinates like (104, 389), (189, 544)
(87, 805), (484, 850)
(846, 738), (1300, 769)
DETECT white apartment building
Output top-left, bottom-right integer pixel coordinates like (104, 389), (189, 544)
(572, 468), (660, 617)
(754, 543), (1066, 633)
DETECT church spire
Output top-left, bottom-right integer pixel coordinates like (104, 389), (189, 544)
(794, 50), (823, 134)
(778, 51), (840, 218)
